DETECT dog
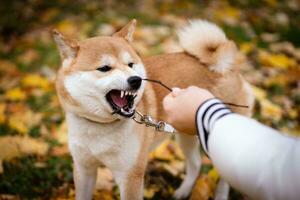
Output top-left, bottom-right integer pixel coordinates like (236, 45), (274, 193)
(53, 19), (254, 200)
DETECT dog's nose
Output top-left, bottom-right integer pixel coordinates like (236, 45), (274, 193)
(127, 76), (142, 90)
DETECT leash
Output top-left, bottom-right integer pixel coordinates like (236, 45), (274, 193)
(132, 110), (176, 133)
(131, 78), (250, 134)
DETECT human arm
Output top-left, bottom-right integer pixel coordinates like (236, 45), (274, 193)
(163, 87), (300, 200)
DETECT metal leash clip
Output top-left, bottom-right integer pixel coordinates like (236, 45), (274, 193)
(132, 110), (176, 133)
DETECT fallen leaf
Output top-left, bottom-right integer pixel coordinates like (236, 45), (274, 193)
(214, 5), (241, 25)
(259, 50), (297, 69)
(8, 108), (43, 135)
(189, 174), (217, 200)
(0, 59), (20, 76)
(51, 145), (69, 156)
(0, 136), (49, 161)
(56, 20), (78, 36)
(161, 162), (182, 176)
(5, 87), (27, 101)
(240, 42), (255, 54)
(252, 86), (283, 121)
(144, 186), (159, 199)
(167, 140), (185, 160)
(264, 0), (278, 7)
(149, 139), (183, 161)
(149, 140), (174, 161)
(0, 103), (6, 124)
(208, 168), (219, 183)
(21, 74), (51, 91)
(52, 121), (68, 144)
(189, 168), (220, 200)
(93, 189), (114, 200)
(17, 49), (39, 65)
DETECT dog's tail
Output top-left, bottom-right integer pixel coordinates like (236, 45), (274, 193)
(178, 20), (238, 74)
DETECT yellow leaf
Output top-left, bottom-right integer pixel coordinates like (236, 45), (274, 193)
(56, 20), (78, 36)
(252, 86), (282, 121)
(149, 139), (174, 161)
(0, 136), (49, 161)
(9, 116), (28, 134)
(93, 190), (114, 200)
(5, 87), (27, 101)
(259, 50), (296, 69)
(8, 108), (43, 135)
(52, 121), (68, 144)
(264, 0), (278, 7)
(208, 168), (220, 183)
(0, 103), (6, 124)
(21, 74), (51, 91)
(261, 99), (283, 121)
(190, 174), (217, 200)
(214, 5), (241, 24)
(265, 74), (289, 86)
(240, 42), (255, 54)
(288, 109), (298, 119)
(144, 187), (159, 199)
(252, 85), (267, 100)
(149, 139), (184, 161)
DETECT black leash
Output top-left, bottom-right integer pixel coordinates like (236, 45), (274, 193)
(142, 78), (249, 109)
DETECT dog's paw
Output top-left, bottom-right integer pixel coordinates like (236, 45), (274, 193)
(173, 185), (191, 199)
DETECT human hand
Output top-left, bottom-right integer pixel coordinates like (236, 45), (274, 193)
(162, 86), (214, 135)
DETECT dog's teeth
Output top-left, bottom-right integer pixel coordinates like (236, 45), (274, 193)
(125, 91), (128, 96)
(121, 91), (124, 98)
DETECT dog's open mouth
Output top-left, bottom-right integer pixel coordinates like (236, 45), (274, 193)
(106, 89), (137, 118)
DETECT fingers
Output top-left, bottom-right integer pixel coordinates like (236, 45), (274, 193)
(171, 87), (182, 97)
(163, 93), (172, 111)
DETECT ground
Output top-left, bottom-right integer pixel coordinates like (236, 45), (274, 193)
(0, 0), (299, 199)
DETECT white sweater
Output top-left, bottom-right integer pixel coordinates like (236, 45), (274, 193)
(196, 99), (300, 200)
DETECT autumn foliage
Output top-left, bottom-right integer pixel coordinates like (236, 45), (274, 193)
(0, 0), (299, 199)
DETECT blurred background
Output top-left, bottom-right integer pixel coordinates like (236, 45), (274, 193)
(0, 0), (299, 199)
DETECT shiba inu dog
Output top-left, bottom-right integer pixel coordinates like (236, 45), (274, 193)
(53, 19), (254, 200)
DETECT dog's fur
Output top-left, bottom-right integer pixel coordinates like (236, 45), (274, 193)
(53, 19), (254, 200)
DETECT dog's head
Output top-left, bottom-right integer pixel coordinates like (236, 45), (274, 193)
(53, 19), (146, 123)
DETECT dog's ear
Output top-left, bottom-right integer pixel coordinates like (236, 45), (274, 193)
(113, 19), (137, 42)
(52, 29), (79, 62)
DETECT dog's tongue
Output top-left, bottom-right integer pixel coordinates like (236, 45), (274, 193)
(110, 90), (128, 108)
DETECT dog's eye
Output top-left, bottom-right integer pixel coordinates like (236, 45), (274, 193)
(128, 62), (134, 68)
(97, 65), (112, 72)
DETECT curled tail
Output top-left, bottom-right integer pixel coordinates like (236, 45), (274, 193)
(178, 20), (237, 74)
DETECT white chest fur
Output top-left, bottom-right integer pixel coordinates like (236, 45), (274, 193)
(66, 112), (141, 171)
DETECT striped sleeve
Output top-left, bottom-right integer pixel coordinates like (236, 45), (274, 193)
(195, 98), (232, 155)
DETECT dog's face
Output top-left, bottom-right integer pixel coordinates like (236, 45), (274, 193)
(54, 20), (146, 123)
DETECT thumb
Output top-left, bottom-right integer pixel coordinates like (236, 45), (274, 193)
(171, 87), (182, 97)
(163, 93), (174, 111)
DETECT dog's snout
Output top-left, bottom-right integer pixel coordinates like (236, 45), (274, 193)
(127, 76), (142, 90)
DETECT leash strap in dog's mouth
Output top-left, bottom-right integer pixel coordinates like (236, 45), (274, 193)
(142, 79), (250, 108)
(142, 78), (173, 92)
